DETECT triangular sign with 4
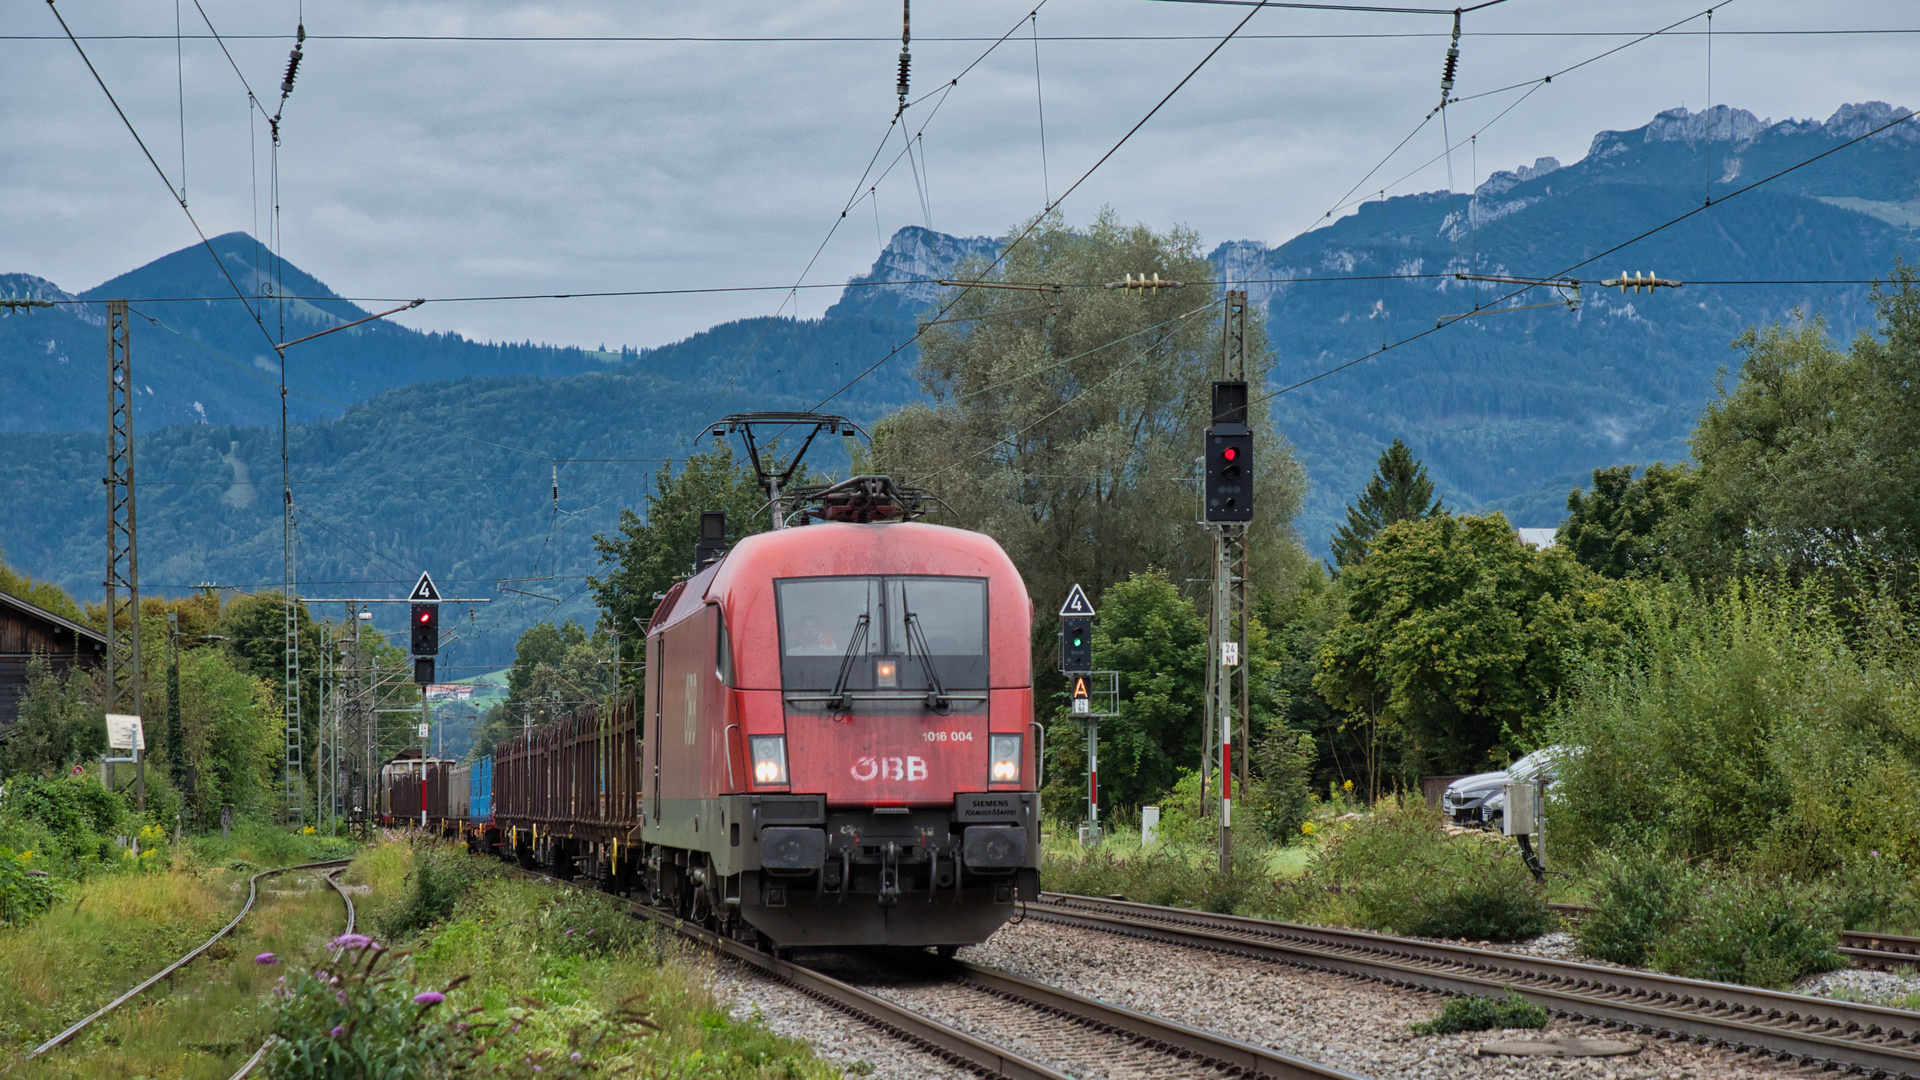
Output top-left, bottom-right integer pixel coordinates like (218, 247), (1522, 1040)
(1059, 583), (1095, 618)
(411, 572), (442, 603)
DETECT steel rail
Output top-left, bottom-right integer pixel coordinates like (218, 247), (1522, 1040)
(1554, 900), (1920, 972)
(228, 866), (360, 1080)
(937, 957), (1371, 1080)
(1031, 892), (1920, 1078)
(30, 858), (355, 1057)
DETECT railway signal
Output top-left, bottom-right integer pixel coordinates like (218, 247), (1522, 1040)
(1203, 381), (1252, 523)
(1059, 584), (1094, 673)
(410, 572), (441, 686)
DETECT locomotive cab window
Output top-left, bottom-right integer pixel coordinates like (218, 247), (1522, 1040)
(777, 575), (988, 699)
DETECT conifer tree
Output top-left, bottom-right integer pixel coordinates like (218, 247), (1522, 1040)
(1330, 439), (1442, 569)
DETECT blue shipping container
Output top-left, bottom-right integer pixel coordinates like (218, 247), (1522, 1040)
(471, 756), (493, 820)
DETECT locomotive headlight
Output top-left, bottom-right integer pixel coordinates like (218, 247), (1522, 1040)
(875, 659), (898, 688)
(989, 734), (1022, 783)
(750, 735), (789, 785)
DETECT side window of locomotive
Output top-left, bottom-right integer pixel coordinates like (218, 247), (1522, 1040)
(712, 606), (733, 686)
(776, 577), (878, 690)
(886, 577), (989, 688)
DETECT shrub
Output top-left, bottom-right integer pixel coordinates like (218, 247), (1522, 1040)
(268, 937), (477, 1079)
(1308, 797), (1550, 941)
(1550, 579), (1920, 875)
(376, 840), (481, 942)
(1410, 990), (1549, 1036)
(0, 845), (58, 926)
(1649, 872), (1845, 988)
(1824, 850), (1920, 932)
(1576, 848), (1699, 966)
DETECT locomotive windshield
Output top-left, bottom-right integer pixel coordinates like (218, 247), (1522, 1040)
(777, 575), (988, 698)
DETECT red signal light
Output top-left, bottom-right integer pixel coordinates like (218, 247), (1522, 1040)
(419, 611), (431, 623)
(1222, 446), (1238, 462)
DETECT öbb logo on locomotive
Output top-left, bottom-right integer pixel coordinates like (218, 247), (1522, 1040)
(451, 470), (1042, 954)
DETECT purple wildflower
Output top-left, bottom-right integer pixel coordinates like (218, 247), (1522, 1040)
(564, 928), (575, 936)
(254, 952), (278, 965)
(570, 1052), (582, 1062)
(413, 991), (446, 1006)
(336, 990), (349, 1005)
(330, 1025), (346, 1039)
(332, 932), (374, 950)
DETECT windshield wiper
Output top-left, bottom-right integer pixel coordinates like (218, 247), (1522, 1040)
(904, 610), (949, 712)
(827, 613), (870, 712)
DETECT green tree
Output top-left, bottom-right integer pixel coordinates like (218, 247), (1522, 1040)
(175, 647), (283, 822)
(1043, 570), (1208, 816)
(867, 211), (1310, 629)
(1558, 463), (1697, 579)
(1676, 267), (1920, 584)
(0, 655), (103, 779)
(1330, 439), (1443, 570)
(1315, 513), (1621, 782)
(590, 446), (771, 681)
(495, 620), (614, 736)
(215, 591), (324, 796)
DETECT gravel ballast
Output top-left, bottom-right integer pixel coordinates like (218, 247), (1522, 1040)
(959, 919), (1800, 1079)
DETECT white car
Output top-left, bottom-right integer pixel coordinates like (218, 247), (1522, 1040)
(1442, 746), (1570, 826)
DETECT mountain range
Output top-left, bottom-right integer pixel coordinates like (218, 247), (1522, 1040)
(2, 101), (1916, 665)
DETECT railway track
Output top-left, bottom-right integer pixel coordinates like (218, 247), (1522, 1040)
(1551, 901), (1920, 972)
(508, 866), (1366, 1080)
(28, 858), (356, 1059)
(1031, 891), (1920, 1078)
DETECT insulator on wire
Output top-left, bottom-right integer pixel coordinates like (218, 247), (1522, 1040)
(1437, 10), (1461, 110)
(281, 23), (305, 98)
(895, 0), (910, 111)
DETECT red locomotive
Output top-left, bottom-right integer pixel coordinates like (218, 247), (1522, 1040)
(486, 415), (1040, 951)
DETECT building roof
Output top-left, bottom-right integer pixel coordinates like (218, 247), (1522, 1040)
(0, 590), (107, 647)
(1515, 528), (1559, 550)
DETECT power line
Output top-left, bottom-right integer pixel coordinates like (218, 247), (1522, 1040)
(44, 0), (278, 353)
(812, 0), (1278, 411)
(695, 2), (1053, 423)
(7, 28), (1917, 41)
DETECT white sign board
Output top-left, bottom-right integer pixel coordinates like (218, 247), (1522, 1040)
(1221, 642), (1240, 667)
(1058, 583), (1096, 618)
(105, 713), (145, 751)
(418, 723), (431, 739)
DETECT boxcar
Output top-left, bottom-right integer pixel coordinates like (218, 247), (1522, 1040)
(376, 751), (455, 826)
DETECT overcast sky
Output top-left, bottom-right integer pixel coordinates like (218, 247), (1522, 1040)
(4, 0), (1915, 352)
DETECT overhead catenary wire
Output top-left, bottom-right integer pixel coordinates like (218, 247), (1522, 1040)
(694, 2), (1050, 422)
(811, 0), (1279, 412)
(43, 0), (279, 354)
(11, 27), (1918, 42)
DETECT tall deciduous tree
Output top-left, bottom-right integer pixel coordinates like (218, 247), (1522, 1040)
(1558, 463), (1696, 579)
(1315, 513), (1624, 782)
(1675, 267), (1920, 585)
(1329, 439), (1442, 570)
(590, 446), (774, 682)
(866, 211), (1309, 625)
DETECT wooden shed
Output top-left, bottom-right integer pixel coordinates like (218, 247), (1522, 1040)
(0, 591), (107, 728)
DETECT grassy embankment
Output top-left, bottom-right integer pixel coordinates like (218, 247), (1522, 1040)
(6, 832), (841, 1078)
(0, 824), (363, 1077)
